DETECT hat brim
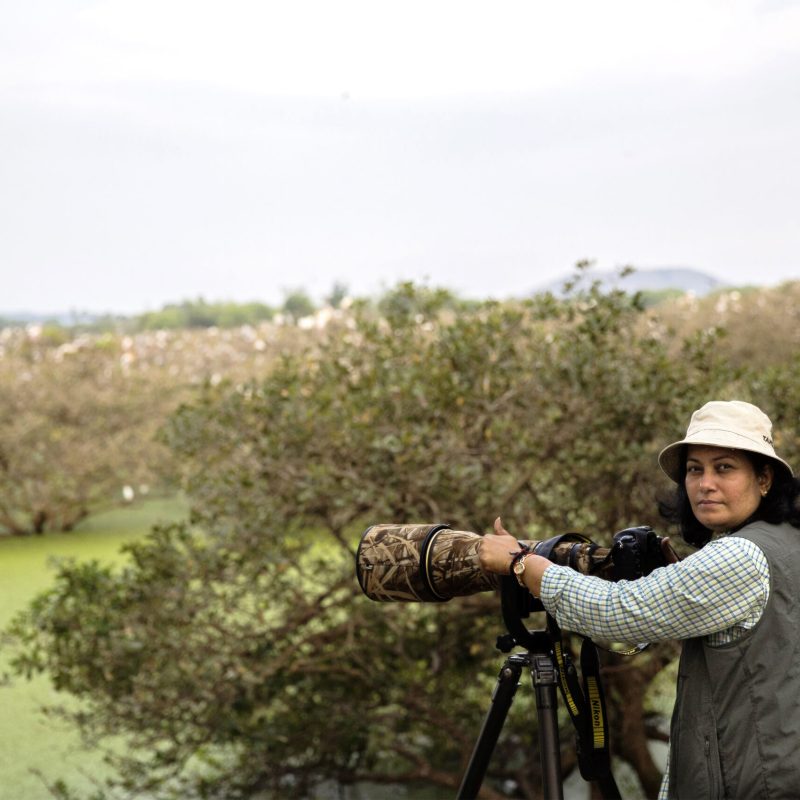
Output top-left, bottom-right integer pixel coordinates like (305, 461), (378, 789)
(658, 432), (794, 484)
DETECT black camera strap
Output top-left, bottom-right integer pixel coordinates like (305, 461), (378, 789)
(547, 613), (613, 785)
(529, 533), (613, 780)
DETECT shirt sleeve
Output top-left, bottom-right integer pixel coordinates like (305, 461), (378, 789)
(658, 748), (670, 800)
(539, 536), (770, 643)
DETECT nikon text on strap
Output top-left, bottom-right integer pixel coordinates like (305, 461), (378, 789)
(546, 613), (615, 787)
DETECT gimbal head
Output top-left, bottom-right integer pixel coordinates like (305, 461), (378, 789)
(497, 573), (551, 654)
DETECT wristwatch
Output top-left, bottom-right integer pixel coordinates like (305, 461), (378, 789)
(512, 553), (532, 587)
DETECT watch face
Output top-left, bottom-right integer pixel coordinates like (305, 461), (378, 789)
(513, 559), (525, 575)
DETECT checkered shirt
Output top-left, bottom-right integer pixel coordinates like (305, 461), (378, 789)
(539, 535), (770, 800)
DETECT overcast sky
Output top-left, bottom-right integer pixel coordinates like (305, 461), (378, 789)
(2, 0), (800, 314)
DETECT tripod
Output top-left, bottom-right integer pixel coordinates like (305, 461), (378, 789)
(457, 578), (622, 800)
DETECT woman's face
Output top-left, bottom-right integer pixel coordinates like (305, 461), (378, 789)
(684, 445), (773, 533)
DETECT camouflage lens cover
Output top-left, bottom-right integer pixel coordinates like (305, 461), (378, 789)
(357, 524), (502, 602)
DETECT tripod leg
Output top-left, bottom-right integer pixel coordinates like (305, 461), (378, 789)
(530, 654), (564, 800)
(457, 654), (527, 800)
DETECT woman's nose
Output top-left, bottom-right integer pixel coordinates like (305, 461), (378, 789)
(698, 470), (716, 491)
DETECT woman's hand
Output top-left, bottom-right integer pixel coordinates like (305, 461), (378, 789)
(478, 517), (524, 574)
(479, 517), (553, 597)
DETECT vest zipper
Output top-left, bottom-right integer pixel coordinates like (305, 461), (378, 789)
(704, 735), (721, 798)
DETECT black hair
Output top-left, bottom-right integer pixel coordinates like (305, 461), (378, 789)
(657, 447), (800, 548)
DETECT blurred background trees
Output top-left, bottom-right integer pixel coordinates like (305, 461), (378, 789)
(0, 333), (174, 535)
(4, 271), (800, 798)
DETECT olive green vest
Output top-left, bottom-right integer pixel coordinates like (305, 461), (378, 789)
(668, 522), (800, 799)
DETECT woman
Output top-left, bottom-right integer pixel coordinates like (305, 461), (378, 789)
(479, 400), (800, 799)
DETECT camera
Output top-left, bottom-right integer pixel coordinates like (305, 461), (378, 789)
(356, 523), (672, 603)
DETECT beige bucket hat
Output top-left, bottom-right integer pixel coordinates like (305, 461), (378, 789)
(658, 400), (794, 483)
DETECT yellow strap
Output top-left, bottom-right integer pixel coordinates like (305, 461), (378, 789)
(586, 676), (606, 748)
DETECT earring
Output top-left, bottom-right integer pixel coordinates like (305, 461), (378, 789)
(761, 488), (769, 497)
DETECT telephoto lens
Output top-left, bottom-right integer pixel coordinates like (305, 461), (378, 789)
(355, 523), (664, 603)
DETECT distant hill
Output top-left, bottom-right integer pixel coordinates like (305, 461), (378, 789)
(537, 267), (727, 298)
(0, 310), (106, 326)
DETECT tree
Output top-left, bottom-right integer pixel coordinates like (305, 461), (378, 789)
(136, 298), (275, 330)
(9, 274), (795, 798)
(281, 289), (315, 321)
(0, 332), (175, 535)
(324, 281), (349, 309)
(0, 319), (314, 537)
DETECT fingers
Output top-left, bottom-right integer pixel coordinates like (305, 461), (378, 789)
(494, 516), (510, 536)
(660, 536), (681, 564)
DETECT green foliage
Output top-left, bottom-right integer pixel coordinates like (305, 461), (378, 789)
(0, 498), (189, 800)
(136, 298), (275, 331)
(637, 288), (685, 308)
(281, 289), (315, 321)
(374, 281), (470, 325)
(6, 273), (800, 798)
